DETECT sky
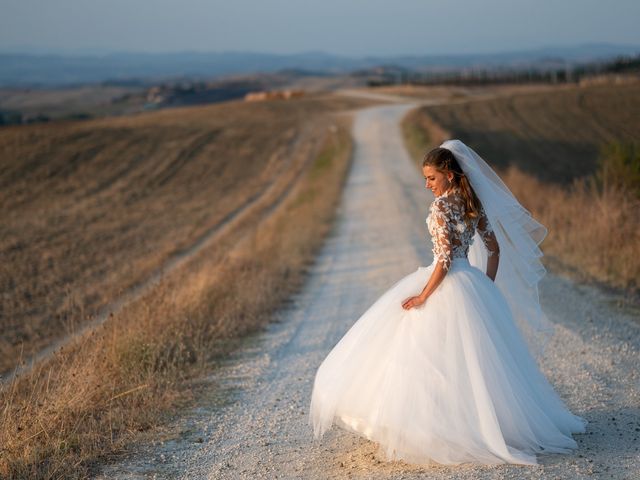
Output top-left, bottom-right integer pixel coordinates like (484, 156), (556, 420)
(1, 0), (639, 57)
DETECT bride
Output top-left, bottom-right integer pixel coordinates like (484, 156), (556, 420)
(308, 139), (587, 466)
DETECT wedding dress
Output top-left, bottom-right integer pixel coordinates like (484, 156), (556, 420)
(308, 140), (587, 466)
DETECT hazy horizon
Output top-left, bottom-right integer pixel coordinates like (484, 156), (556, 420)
(2, 42), (640, 59)
(2, 0), (640, 57)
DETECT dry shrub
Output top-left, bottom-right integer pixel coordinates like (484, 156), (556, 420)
(0, 117), (354, 479)
(502, 165), (640, 292)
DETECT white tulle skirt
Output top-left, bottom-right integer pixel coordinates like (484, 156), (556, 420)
(309, 257), (587, 466)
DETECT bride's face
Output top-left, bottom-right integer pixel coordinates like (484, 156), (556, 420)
(422, 165), (453, 197)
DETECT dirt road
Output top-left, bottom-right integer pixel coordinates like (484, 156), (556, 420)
(96, 101), (640, 479)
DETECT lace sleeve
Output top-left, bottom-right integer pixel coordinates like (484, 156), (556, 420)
(430, 199), (453, 271)
(477, 206), (500, 257)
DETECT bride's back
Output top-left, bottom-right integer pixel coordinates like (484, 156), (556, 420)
(427, 189), (498, 270)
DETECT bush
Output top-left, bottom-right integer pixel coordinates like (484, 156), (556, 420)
(596, 142), (640, 197)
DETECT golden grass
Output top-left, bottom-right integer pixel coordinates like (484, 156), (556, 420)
(0, 107), (356, 478)
(500, 166), (639, 291)
(401, 83), (640, 293)
(0, 93), (373, 374)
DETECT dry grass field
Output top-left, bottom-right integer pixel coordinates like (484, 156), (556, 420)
(0, 92), (371, 478)
(402, 81), (640, 293)
(410, 82), (640, 183)
(0, 93), (373, 375)
(0, 85), (145, 121)
(370, 83), (562, 103)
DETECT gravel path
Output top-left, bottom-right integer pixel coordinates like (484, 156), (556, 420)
(96, 102), (640, 480)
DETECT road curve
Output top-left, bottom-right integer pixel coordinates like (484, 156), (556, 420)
(97, 102), (640, 480)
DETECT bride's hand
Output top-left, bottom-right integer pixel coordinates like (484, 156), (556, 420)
(401, 295), (426, 310)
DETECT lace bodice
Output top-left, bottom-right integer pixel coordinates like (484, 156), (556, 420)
(426, 187), (499, 271)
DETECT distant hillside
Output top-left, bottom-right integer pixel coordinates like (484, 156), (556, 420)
(1, 44), (638, 87)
